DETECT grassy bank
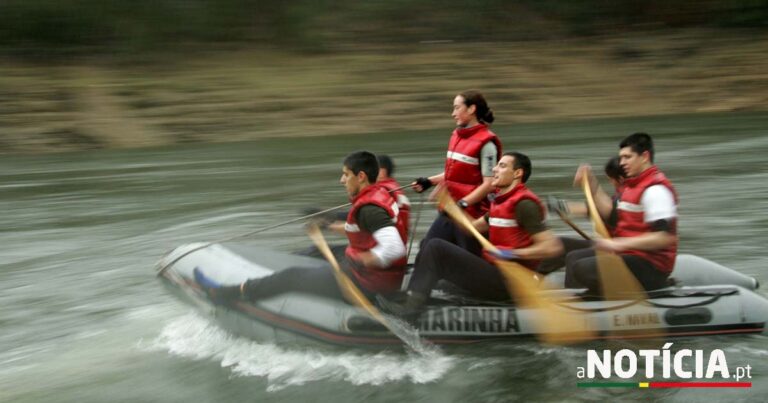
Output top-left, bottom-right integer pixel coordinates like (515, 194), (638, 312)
(1, 29), (767, 154)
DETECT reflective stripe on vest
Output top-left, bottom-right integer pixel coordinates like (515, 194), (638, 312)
(443, 124), (501, 218)
(446, 151), (479, 165)
(489, 217), (518, 227)
(484, 184), (543, 270)
(344, 185), (407, 293)
(614, 166), (678, 273)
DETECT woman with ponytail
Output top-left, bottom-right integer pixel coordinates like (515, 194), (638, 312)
(412, 90), (503, 256)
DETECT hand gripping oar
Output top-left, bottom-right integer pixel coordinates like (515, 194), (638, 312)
(156, 184), (411, 277)
(437, 190), (594, 344)
(307, 224), (431, 351)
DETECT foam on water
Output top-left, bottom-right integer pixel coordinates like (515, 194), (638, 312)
(147, 312), (455, 392)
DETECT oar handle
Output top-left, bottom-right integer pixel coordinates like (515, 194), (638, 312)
(581, 176), (611, 239)
(437, 190), (499, 253)
(306, 225), (391, 329)
(555, 209), (592, 241)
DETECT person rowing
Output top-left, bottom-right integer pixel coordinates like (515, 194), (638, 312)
(380, 152), (563, 318)
(194, 151), (408, 303)
(537, 155), (625, 274)
(565, 132), (679, 294)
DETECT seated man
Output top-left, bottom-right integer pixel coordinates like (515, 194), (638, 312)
(195, 151), (407, 303)
(298, 154), (410, 260)
(381, 152), (563, 316)
(537, 155), (625, 274)
(565, 133), (678, 293)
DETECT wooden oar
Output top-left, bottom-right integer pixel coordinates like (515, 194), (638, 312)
(437, 190), (594, 344)
(306, 224), (430, 351)
(581, 176), (647, 301)
(554, 208), (592, 241)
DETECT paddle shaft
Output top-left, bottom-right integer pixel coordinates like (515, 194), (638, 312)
(438, 191), (499, 252)
(156, 183), (411, 276)
(581, 177), (611, 239)
(555, 209), (592, 241)
(306, 225), (393, 332)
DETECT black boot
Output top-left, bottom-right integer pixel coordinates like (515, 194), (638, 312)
(376, 291), (427, 323)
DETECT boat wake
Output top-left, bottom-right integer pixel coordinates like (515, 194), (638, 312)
(147, 312), (456, 391)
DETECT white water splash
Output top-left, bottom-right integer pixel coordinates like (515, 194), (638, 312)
(145, 313), (455, 392)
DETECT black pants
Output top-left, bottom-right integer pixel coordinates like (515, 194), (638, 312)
(295, 244), (347, 262)
(564, 248), (669, 293)
(408, 238), (509, 301)
(536, 236), (593, 274)
(421, 213), (482, 256)
(241, 250), (373, 302)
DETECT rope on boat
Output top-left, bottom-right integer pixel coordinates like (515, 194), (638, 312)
(405, 192), (425, 262)
(156, 183), (412, 277)
(429, 288), (739, 313)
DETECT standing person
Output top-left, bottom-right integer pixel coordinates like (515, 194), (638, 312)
(381, 152), (563, 316)
(537, 156), (624, 274)
(565, 133), (678, 293)
(412, 90), (502, 256)
(195, 151), (408, 303)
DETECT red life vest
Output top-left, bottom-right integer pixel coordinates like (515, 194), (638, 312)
(484, 184), (545, 270)
(345, 185), (407, 293)
(376, 177), (411, 243)
(614, 166), (678, 273)
(443, 124), (502, 218)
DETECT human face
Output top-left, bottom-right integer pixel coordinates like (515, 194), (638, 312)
(452, 95), (477, 127)
(340, 165), (362, 198)
(618, 146), (650, 178)
(492, 155), (520, 189)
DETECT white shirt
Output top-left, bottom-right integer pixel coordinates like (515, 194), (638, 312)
(641, 185), (677, 222)
(370, 226), (406, 267)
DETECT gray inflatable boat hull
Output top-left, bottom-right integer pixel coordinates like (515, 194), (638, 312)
(156, 242), (768, 347)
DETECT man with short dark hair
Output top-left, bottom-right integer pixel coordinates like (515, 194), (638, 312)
(381, 151), (563, 316)
(195, 151), (408, 302)
(565, 133), (678, 294)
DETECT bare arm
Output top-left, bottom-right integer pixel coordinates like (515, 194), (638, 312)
(460, 176), (495, 206)
(472, 215), (489, 234)
(514, 230), (564, 261)
(574, 164), (613, 219)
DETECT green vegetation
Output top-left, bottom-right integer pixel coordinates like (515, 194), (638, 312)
(1, 1), (767, 55)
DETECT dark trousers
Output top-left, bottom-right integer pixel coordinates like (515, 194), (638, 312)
(536, 236), (593, 274)
(408, 238), (509, 301)
(421, 213), (482, 256)
(564, 248), (670, 293)
(243, 265), (346, 301)
(242, 246), (372, 302)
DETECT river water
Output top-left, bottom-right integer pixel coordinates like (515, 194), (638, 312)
(2, 112), (767, 402)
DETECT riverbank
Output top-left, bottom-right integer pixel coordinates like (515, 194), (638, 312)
(1, 29), (766, 154)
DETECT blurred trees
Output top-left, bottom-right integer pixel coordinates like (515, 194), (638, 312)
(0, 0), (766, 55)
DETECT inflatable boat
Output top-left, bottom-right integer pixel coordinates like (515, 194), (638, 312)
(156, 242), (768, 347)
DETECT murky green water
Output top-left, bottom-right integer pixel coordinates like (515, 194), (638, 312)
(2, 112), (767, 402)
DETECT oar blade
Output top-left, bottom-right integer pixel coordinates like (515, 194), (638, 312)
(306, 225), (380, 318)
(307, 225), (436, 351)
(496, 261), (595, 344)
(439, 189), (596, 344)
(581, 177), (664, 342)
